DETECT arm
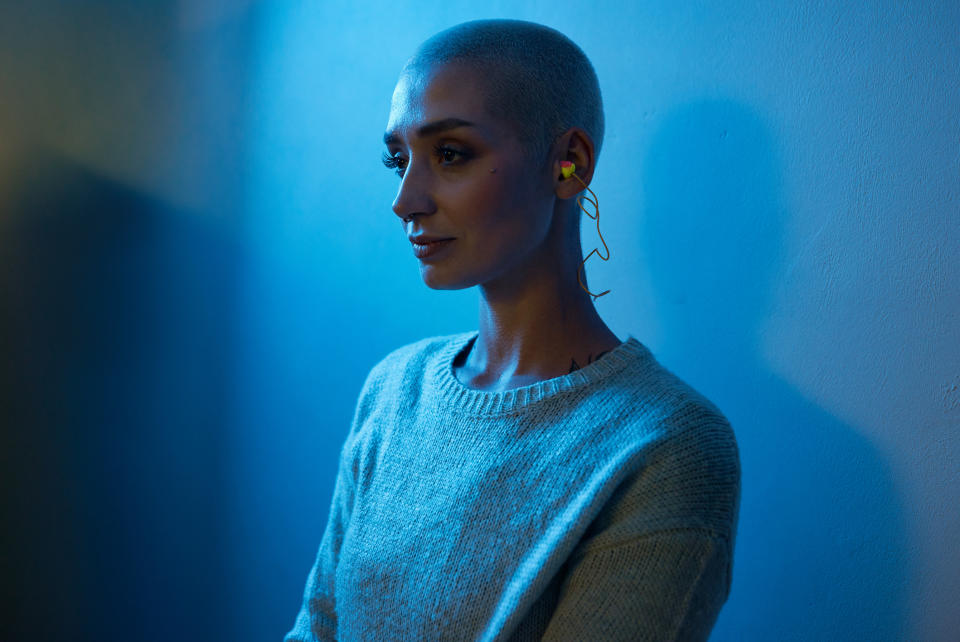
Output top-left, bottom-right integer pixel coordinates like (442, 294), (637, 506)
(541, 528), (732, 641)
(544, 414), (740, 641)
(283, 456), (354, 642)
(284, 359), (389, 641)
(283, 363), (384, 642)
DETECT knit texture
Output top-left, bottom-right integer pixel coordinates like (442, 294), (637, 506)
(284, 330), (740, 641)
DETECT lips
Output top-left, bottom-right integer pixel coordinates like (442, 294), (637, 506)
(411, 237), (454, 259)
(409, 235), (454, 244)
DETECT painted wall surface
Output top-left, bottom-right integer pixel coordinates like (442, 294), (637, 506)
(1, 1), (956, 641)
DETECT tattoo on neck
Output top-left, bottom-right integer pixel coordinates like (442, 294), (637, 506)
(568, 350), (611, 374)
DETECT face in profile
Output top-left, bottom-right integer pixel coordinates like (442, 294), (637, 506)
(384, 62), (559, 292)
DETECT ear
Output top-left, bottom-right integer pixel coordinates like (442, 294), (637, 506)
(553, 127), (596, 200)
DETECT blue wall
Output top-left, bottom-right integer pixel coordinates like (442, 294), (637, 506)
(1, 2), (957, 641)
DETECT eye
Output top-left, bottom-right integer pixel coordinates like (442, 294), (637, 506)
(435, 145), (465, 164)
(381, 145), (471, 178)
(381, 152), (407, 177)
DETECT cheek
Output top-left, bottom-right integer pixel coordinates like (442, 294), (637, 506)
(437, 168), (543, 260)
(471, 170), (534, 223)
(476, 179), (512, 221)
(438, 172), (504, 226)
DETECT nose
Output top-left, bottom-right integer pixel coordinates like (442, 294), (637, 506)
(391, 159), (435, 223)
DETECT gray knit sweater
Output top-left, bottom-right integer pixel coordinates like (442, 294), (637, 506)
(284, 330), (740, 641)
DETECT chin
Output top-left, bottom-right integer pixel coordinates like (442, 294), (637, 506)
(419, 266), (477, 291)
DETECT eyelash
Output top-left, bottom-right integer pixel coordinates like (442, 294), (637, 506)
(381, 145), (468, 177)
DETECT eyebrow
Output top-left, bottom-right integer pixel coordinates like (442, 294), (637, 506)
(383, 118), (477, 146)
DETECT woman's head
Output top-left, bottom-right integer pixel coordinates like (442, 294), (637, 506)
(384, 20), (604, 295)
(403, 19), (604, 169)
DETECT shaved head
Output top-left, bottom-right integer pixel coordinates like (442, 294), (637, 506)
(402, 19), (605, 171)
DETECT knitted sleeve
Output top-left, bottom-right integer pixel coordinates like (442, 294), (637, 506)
(283, 364), (385, 642)
(542, 411), (740, 641)
(282, 447), (353, 642)
(541, 529), (732, 641)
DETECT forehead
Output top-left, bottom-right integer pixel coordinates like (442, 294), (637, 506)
(385, 63), (502, 142)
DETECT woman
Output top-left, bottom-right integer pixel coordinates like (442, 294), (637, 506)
(285, 19), (740, 642)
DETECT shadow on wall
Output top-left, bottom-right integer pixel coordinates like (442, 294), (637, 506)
(640, 100), (909, 640)
(0, 145), (241, 642)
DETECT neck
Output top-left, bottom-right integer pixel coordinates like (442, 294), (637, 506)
(457, 256), (620, 390)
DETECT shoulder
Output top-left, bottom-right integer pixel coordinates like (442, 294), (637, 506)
(363, 331), (464, 387)
(344, 332), (465, 455)
(652, 359), (738, 473)
(592, 343), (737, 460)
(572, 356), (741, 551)
(601, 348), (741, 521)
(611, 345), (736, 445)
(351, 331), (467, 415)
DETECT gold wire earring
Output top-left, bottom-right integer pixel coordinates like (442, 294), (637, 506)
(560, 161), (611, 300)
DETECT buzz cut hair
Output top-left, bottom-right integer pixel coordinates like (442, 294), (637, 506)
(402, 19), (605, 170)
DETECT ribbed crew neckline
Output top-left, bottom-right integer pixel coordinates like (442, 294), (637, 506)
(429, 330), (652, 416)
